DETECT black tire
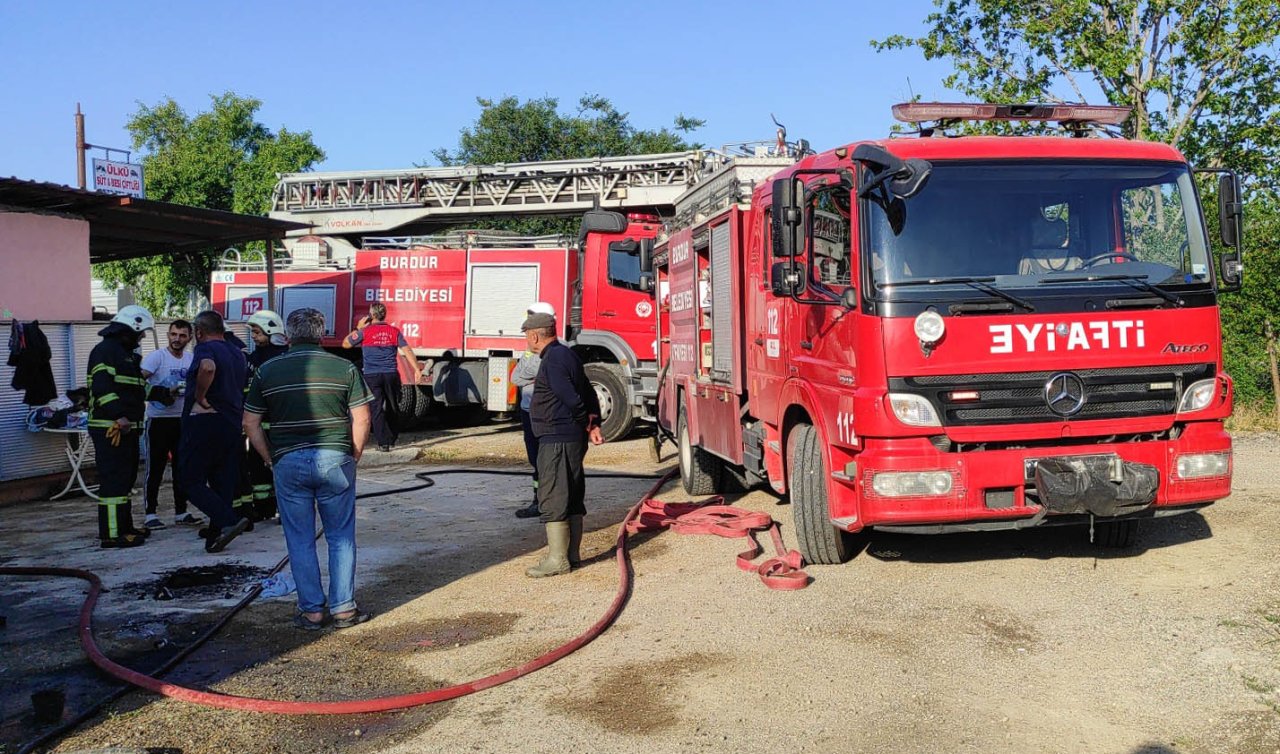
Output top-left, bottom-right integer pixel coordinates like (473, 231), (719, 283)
(394, 384), (418, 431)
(1094, 518), (1140, 548)
(678, 406), (723, 496)
(413, 385), (434, 421)
(789, 423), (854, 564)
(584, 363), (634, 442)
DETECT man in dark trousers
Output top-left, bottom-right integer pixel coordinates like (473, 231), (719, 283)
(341, 303), (422, 451)
(522, 310), (605, 578)
(140, 319), (200, 529)
(180, 311), (250, 553)
(87, 305), (169, 548)
(237, 309), (289, 524)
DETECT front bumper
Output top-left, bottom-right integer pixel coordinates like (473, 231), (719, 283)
(830, 422), (1231, 530)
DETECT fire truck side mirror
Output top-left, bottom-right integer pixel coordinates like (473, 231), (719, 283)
(771, 262), (804, 296)
(1217, 173), (1243, 291)
(772, 178), (803, 257)
(1217, 173), (1242, 248)
(639, 239), (654, 273)
(638, 272), (655, 293)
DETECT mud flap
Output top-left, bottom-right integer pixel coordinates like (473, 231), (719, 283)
(1033, 456), (1159, 517)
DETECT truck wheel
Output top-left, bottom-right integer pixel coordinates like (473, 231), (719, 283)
(789, 423), (854, 565)
(1094, 519), (1140, 548)
(413, 385), (434, 421)
(585, 363), (634, 442)
(395, 384), (419, 430)
(678, 406), (722, 495)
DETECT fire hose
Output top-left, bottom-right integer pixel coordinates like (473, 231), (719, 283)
(3, 465), (807, 750)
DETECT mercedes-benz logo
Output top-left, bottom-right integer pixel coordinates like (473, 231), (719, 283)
(1044, 372), (1086, 417)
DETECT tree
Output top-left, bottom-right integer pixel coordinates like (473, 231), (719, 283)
(875, 1), (1280, 409)
(94, 92), (324, 313)
(873, 1), (1280, 175)
(430, 95), (704, 235)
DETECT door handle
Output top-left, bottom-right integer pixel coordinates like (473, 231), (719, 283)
(800, 340), (813, 350)
(599, 310), (616, 317)
(754, 337), (764, 345)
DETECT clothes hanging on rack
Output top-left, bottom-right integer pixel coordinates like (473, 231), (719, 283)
(8, 320), (58, 405)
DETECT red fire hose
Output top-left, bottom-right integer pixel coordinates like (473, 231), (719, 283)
(1, 468), (807, 719)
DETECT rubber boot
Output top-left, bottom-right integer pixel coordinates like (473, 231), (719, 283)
(526, 522), (571, 578)
(567, 515), (584, 568)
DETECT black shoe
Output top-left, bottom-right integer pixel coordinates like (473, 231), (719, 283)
(378, 444), (391, 452)
(101, 533), (148, 549)
(515, 500), (541, 519)
(205, 518), (250, 553)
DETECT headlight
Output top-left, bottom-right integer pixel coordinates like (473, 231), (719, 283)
(1177, 378), (1217, 413)
(914, 310), (945, 344)
(872, 471), (954, 497)
(887, 392), (941, 427)
(1175, 451), (1231, 480)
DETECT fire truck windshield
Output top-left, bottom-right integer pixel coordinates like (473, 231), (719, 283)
(865, 161), (1213, 305)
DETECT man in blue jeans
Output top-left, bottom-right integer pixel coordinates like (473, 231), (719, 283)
(243, 308), (374, 630)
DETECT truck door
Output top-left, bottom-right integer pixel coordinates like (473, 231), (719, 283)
(597, 237), (657, 360)
(747, 207), (788, 423)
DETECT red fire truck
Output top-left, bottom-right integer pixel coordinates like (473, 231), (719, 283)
(650, 103), (1244, 562)
(210, 218), (664, 441)
(214, 149), (788, 439)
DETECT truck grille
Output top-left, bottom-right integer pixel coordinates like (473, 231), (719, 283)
(889, 363), (1215, 426)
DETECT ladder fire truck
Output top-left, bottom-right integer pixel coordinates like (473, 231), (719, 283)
(645, 103), (1243, 561)
(210, 148), (785, 439)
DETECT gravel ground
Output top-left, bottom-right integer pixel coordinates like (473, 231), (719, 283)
(3, 421), (1277, 754)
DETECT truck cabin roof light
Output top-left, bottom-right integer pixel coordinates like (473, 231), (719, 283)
(892, 102), (1132, 127)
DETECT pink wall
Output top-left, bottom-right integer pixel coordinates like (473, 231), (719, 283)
(0, 211), (91, 321)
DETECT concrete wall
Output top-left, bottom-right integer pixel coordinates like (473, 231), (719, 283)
(0, 210), (91, 321)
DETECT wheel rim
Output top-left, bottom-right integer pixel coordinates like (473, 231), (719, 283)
(592, 381), (614, 424)
(679, 419), (692, 482)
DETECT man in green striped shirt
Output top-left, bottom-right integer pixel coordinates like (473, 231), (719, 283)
(243, 308), (375, 630)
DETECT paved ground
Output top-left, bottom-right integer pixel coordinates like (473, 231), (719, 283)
(1, 420), (1277, 754)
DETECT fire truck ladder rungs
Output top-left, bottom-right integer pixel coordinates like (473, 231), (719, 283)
(270, 152), (709, 232)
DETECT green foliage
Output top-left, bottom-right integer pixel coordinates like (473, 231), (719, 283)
(430, 95), (703, 236)
(94, 92), (324, 314)
(875, 1), (1280, 410)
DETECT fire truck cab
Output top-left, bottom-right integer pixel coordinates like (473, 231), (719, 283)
(655, 103), (1244, 564)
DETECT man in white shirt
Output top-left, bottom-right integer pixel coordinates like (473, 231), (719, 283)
(139, 320), (202, 529)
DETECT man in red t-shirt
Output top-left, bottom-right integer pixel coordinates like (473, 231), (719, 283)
(342, 303), (422, 451)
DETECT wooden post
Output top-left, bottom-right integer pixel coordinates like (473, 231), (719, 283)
(1267, 321), (1280, 430)
(75, 103), (86, 190)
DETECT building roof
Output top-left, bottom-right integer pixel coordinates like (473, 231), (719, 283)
(0, 177), (311, 263)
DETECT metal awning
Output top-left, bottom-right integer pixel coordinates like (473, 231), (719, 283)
(0, 177), (311, 263)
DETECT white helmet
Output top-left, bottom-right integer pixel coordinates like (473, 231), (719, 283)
(527, 301), (556, 316)
(112, 305), (155, 333)
(247, 309), (287, 346)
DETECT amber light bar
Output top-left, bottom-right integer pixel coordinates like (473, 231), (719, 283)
(892, 102), (1132, 126)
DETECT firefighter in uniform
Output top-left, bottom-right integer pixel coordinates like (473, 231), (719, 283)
(237, 309), (288, 523)
(87, 305), (173, 548)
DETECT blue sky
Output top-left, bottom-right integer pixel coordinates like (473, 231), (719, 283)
(1, 0), (958, 185)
